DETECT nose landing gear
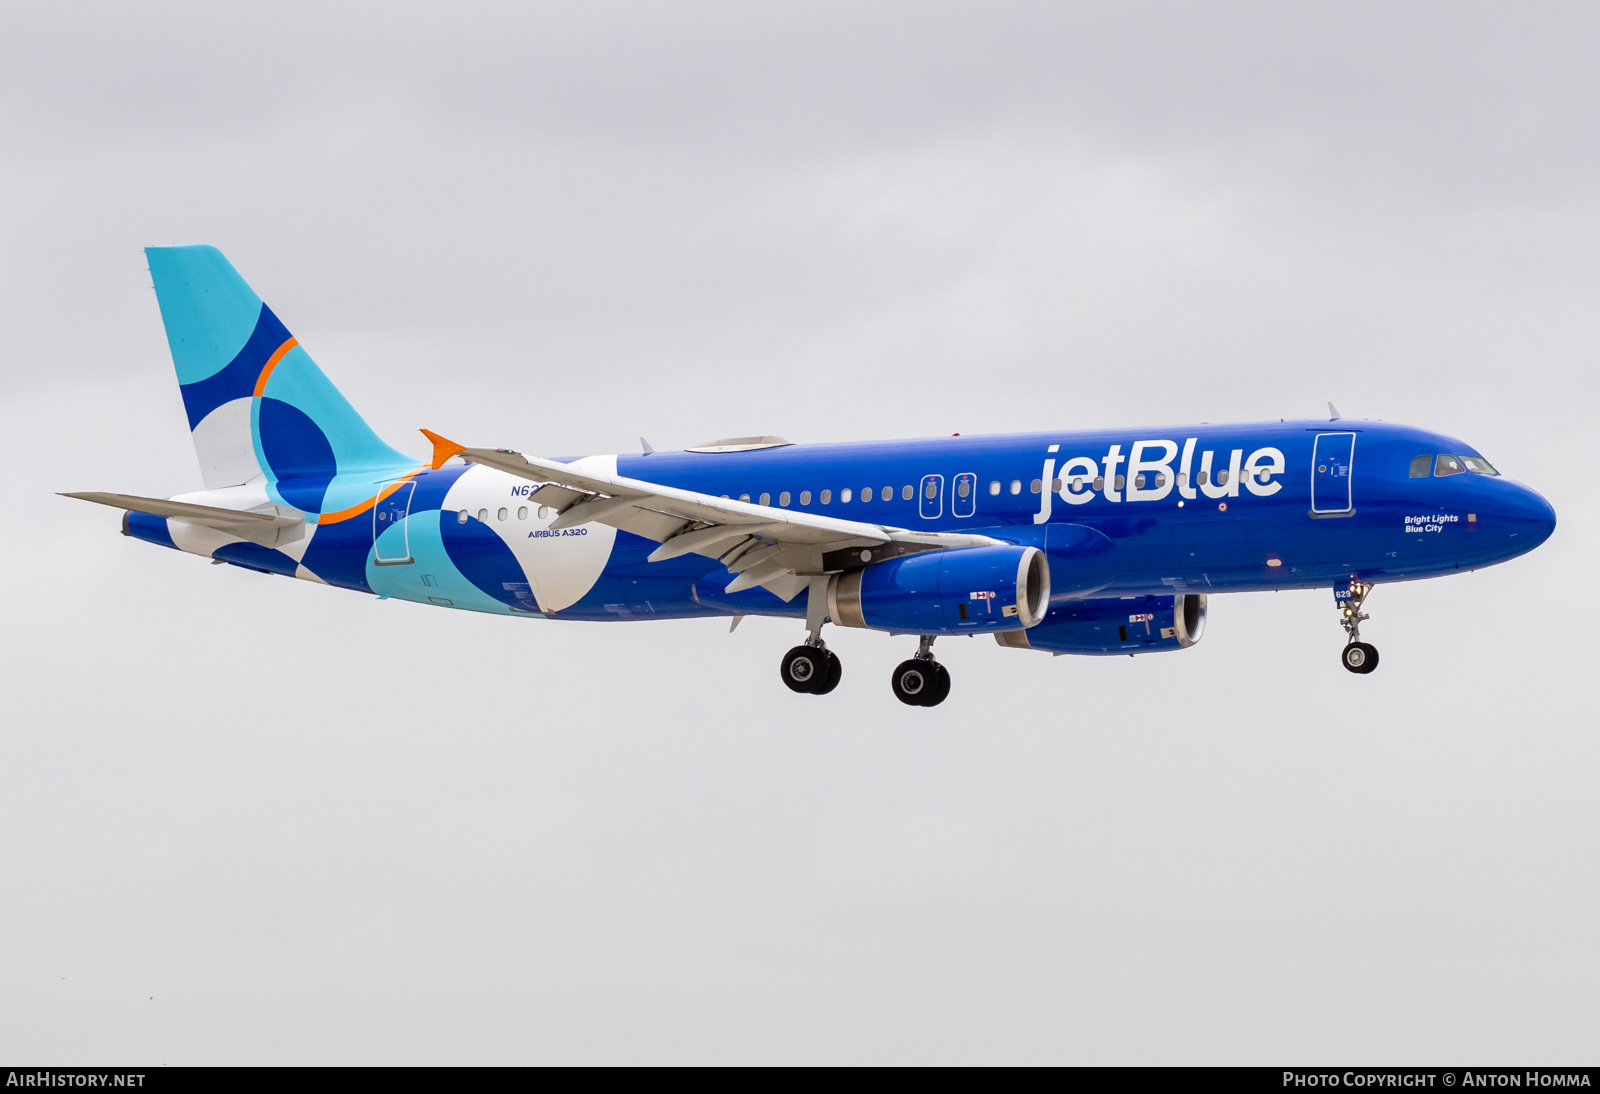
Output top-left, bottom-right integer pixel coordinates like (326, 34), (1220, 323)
(1337, 579), (1380, 675)
(892, 635), (950, 707)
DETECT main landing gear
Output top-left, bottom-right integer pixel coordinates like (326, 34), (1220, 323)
(781, 576), (843, 695)
(776, 632), (950, 706)
(1337, 579), (1380, 675)
(780, 641), (842, 694)
(891, 635), (950, 707)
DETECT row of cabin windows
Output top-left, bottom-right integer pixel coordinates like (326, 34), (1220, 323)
(1018, 468), (1269, 493)
(1409, 454), (1499, 478)
(457, 505), (553, 524)
(714, 470), (1265, 507)
(721, 486), (918, 506)
(450, 467), (1281, 526)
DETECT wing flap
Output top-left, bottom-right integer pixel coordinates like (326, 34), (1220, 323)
(429, 433), (1010, 599)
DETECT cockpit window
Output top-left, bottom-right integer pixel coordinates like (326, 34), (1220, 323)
(1434, 454), (1465, 477)
(1460, 455), (1498, 476)
(1408, 455), (1431, 478)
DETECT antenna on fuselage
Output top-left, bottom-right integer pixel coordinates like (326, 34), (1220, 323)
(640, 437), (655, 454)
(1327, 402), (1342, 420)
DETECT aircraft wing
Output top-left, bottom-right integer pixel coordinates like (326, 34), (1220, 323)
(422, 430), (1005, 601)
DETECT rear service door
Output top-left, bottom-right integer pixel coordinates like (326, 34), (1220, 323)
(1311, 432), (1356, 514)
(373, 480), (415, 564)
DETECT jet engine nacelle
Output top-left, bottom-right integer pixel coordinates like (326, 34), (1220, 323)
(995, 593), (1206, 655)
(830, 545), (1050, 636)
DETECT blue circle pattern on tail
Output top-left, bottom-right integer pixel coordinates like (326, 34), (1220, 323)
(257, 397), (337, 512)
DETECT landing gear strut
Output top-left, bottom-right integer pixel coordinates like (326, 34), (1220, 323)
(1337, 579), (1380, 675)
(780, 576), (842, 694)
(892, 635), (950, 707)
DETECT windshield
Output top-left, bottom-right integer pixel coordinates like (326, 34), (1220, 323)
(1434, 454), (1465, 477)
(1460, 455), (1499, 475)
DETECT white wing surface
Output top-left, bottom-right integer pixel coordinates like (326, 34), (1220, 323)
(423, 431), (1005, 601)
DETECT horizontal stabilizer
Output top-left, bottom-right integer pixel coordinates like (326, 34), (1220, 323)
(61, 491), (305, 547)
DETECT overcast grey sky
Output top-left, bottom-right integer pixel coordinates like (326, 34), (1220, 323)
(1, 2), (1596, 1064)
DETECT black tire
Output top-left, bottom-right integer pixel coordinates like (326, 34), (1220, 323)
(782, 645), (828, 693)
(814, 650), (843, 695)
(891, 659), (934, 706)
(922, 662), (951, 706)
(1341, 642), (1379, 674)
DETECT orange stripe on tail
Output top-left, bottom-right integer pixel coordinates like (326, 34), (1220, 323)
(315, 466), (427, 524)
(253, 337), (300, 397)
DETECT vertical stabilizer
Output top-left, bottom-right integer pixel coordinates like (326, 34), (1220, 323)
(146, 246), (413, 513)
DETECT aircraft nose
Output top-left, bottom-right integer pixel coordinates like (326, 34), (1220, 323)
(1506, 482), (1556, 550)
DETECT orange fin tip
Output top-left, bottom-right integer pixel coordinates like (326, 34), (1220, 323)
(420, 429), (468, 470)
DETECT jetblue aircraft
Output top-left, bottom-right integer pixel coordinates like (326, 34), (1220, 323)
(66, 246), (1556, 705)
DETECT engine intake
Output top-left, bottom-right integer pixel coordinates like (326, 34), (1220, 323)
(830, 545), (1050, 635)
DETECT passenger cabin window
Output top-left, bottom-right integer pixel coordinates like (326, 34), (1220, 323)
(989, 480), (1001, 496)
(537, 506), (549, 519)
(901, 485), (913, 500)
(457, 509), (469, 524)
(820, 489), (832, 505)
(1009, 480), (1022, 495)
(1114, 475), (1126, 490)
(1434, 454), (1466, 477)
(800, 490), (812, 505)
(861, 487), (873, 502)
(841, 488), (852, 503)
(1409, 455), (1431, 478)
(739, 493), (750, 502)
(760, 492), (770, 506)
(517, 507), (528, 520)
(477, 508), (488, 522)
(497, 508), (507, 521)
(779, 491), (791, 506)
(1030, 479), (1042, 493)
(1461, 456), (1499, 476)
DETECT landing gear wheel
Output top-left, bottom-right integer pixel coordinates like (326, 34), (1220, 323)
(1341, 642), (1379, 675)
(781, 645), (830, 693)
(891, 659), (933, 705)
(891, 659), (949, 706)
(814, 650), (843, 694)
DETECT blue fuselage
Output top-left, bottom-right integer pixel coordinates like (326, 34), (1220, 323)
(541, 418), (1554, 621)
(124, 418), (1556, 625)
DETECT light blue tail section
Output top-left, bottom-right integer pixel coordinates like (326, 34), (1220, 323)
(146, 245), (414, 509)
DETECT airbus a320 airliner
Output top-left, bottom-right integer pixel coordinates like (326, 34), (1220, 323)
(66, 246), (1556, 706)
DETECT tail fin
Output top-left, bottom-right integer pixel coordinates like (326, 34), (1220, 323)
(146, 245), (413, 512)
